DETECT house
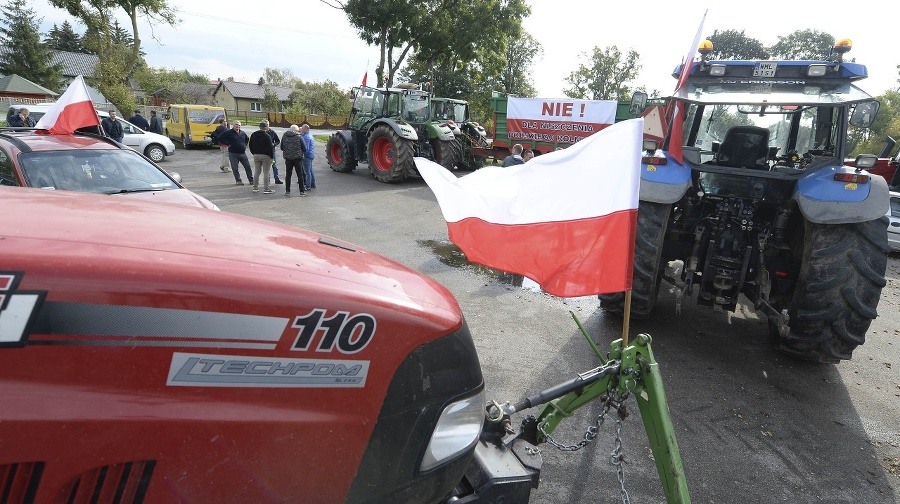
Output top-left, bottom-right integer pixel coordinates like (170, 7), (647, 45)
(212, 80), (294, 113)
(0, 74), (58, 106)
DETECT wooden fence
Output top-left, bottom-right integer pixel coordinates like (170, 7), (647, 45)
(224, 110), (350, 130)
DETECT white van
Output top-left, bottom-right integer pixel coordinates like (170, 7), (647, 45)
(6, 104), (176, 162)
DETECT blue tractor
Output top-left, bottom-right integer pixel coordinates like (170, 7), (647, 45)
(601, 39), (891, 363)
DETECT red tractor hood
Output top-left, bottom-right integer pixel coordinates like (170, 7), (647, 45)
(0, 187), (468, 503)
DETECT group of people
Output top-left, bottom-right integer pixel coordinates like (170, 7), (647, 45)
(98, 108), (163, 143)
(212, 118), (316, 196)
(501, 144), (535, 167)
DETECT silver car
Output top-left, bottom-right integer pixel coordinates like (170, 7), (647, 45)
(888, 191), (900, 252)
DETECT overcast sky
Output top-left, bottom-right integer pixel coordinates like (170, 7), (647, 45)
(34, 0), (899, 99)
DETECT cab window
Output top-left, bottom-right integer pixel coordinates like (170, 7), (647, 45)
(0, 147), (18, 186)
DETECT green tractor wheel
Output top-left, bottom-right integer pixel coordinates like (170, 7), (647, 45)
(326, 133), (358, 173)
(367, 125), (414, 183)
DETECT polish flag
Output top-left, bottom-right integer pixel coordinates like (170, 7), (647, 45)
(361, 70), (368, 87)
(668, 10), (707, 165)
(35, 75), (101, 134)
(415, 119), (643, 298)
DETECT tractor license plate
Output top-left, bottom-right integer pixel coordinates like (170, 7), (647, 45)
(753, 62), (777, 77)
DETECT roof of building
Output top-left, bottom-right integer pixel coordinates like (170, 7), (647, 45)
(0, 74), (58, 96)
(50, 50), (98, 78)
(215, 80), (294, 101)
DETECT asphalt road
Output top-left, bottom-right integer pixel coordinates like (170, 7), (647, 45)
(162, 140), (900, 503)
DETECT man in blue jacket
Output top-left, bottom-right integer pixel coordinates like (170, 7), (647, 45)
(301, 124), (316, 190)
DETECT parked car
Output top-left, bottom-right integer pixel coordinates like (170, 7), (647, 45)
(889, 191), (900, 252)
(0, 128), (218, 210)
(6, 104), (176, 162)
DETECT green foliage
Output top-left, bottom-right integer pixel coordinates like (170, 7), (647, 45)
(706, 29), (768, 60)
(132, 65), (210, 103)
(850, 89), (900, 157)
(769, 30), (834, 60)
(48, 0), (177, 77)
(263, 68), (299, 88)
(44, 20), (87, 53)
(564, 45), (640, 101)
(286, 80), (350, 116)
(262, 87), (280, 112)
(332, 0), (528, 88)
(0, 0), (63, 91)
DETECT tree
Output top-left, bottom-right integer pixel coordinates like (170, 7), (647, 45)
(132, 65), (210, 103)
(262, 86), (280, 112)
(321, 0), (527, 88)
(263, 68), (299, 88)
(288, 80), (350, 116)
(769, 30), (834, 60)
(564, 45), (640, 101)
(48, 0), (177, 114)
(850, 89), (900, 157)
(706, 29), (768, 60)
(0, 0), (62, 91)
(44, 20), (85, 53)
(48, 0), (177, 77)
(499, 31), (541, 97)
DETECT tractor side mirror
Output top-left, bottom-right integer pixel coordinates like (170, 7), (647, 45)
(630, 92), (648, 116)
(850, 100), (879, 128)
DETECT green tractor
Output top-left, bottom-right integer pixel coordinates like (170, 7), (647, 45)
(326, 84), (460, 183)
(430, 97), (489, 170)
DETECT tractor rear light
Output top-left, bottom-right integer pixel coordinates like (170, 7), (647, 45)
(833, 173), (869, 183)
(709, 64), (726, 76)
(420, 389), (485, 472)
(775, 271), (788, 278)
(642, 139), (658, 151)
(642, 155), (667, 165)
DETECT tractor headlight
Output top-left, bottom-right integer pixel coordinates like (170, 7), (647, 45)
(420, 389), (485, 472)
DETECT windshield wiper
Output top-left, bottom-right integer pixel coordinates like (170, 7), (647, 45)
(105, 188), (165, 194)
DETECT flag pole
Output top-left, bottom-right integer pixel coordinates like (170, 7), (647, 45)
(622, 290), (632, 346)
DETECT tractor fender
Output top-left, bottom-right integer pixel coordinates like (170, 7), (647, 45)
(639, 151), (692, 204)
(333, 130), (356, 157)
(794, 165), (890, 224)
(426, 122), (455, 141)
(369, 119), (418, 142)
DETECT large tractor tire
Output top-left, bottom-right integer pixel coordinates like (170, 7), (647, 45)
(432, 138), (461, 170)
(599, 201), (671, 319)
(326, 133), (357, 173)
(367, 125), (415, 183)
(772, 217), (889, 363)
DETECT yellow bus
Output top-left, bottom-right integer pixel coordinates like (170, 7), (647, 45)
(165, 104), (227, 147)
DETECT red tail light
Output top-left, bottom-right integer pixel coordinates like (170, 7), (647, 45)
(642, 156), (667, 165)
(833, 173), (869, 183)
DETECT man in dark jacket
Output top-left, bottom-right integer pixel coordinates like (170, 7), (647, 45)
(148, 110), (163, 134)
(8, 108), (36, 127)
(211, 118), (230, 172)
(128, 109), (150, 130)
(101, 111), (124, 142)
(280, 124), (308, 197)
(262, 120), (282, 184)
(217, 121), (253, 185)
(248, 122), (276, 194)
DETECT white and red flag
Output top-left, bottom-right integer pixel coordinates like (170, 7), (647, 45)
(415, 119), (643, 298)
(668, 10), (707, 165)
(361, 70), (368, 87)
(35, 75), (101, 134)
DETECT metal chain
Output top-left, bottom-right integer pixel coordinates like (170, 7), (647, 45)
(537, 391), (632, 504)
(610, 419), (631, 504)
